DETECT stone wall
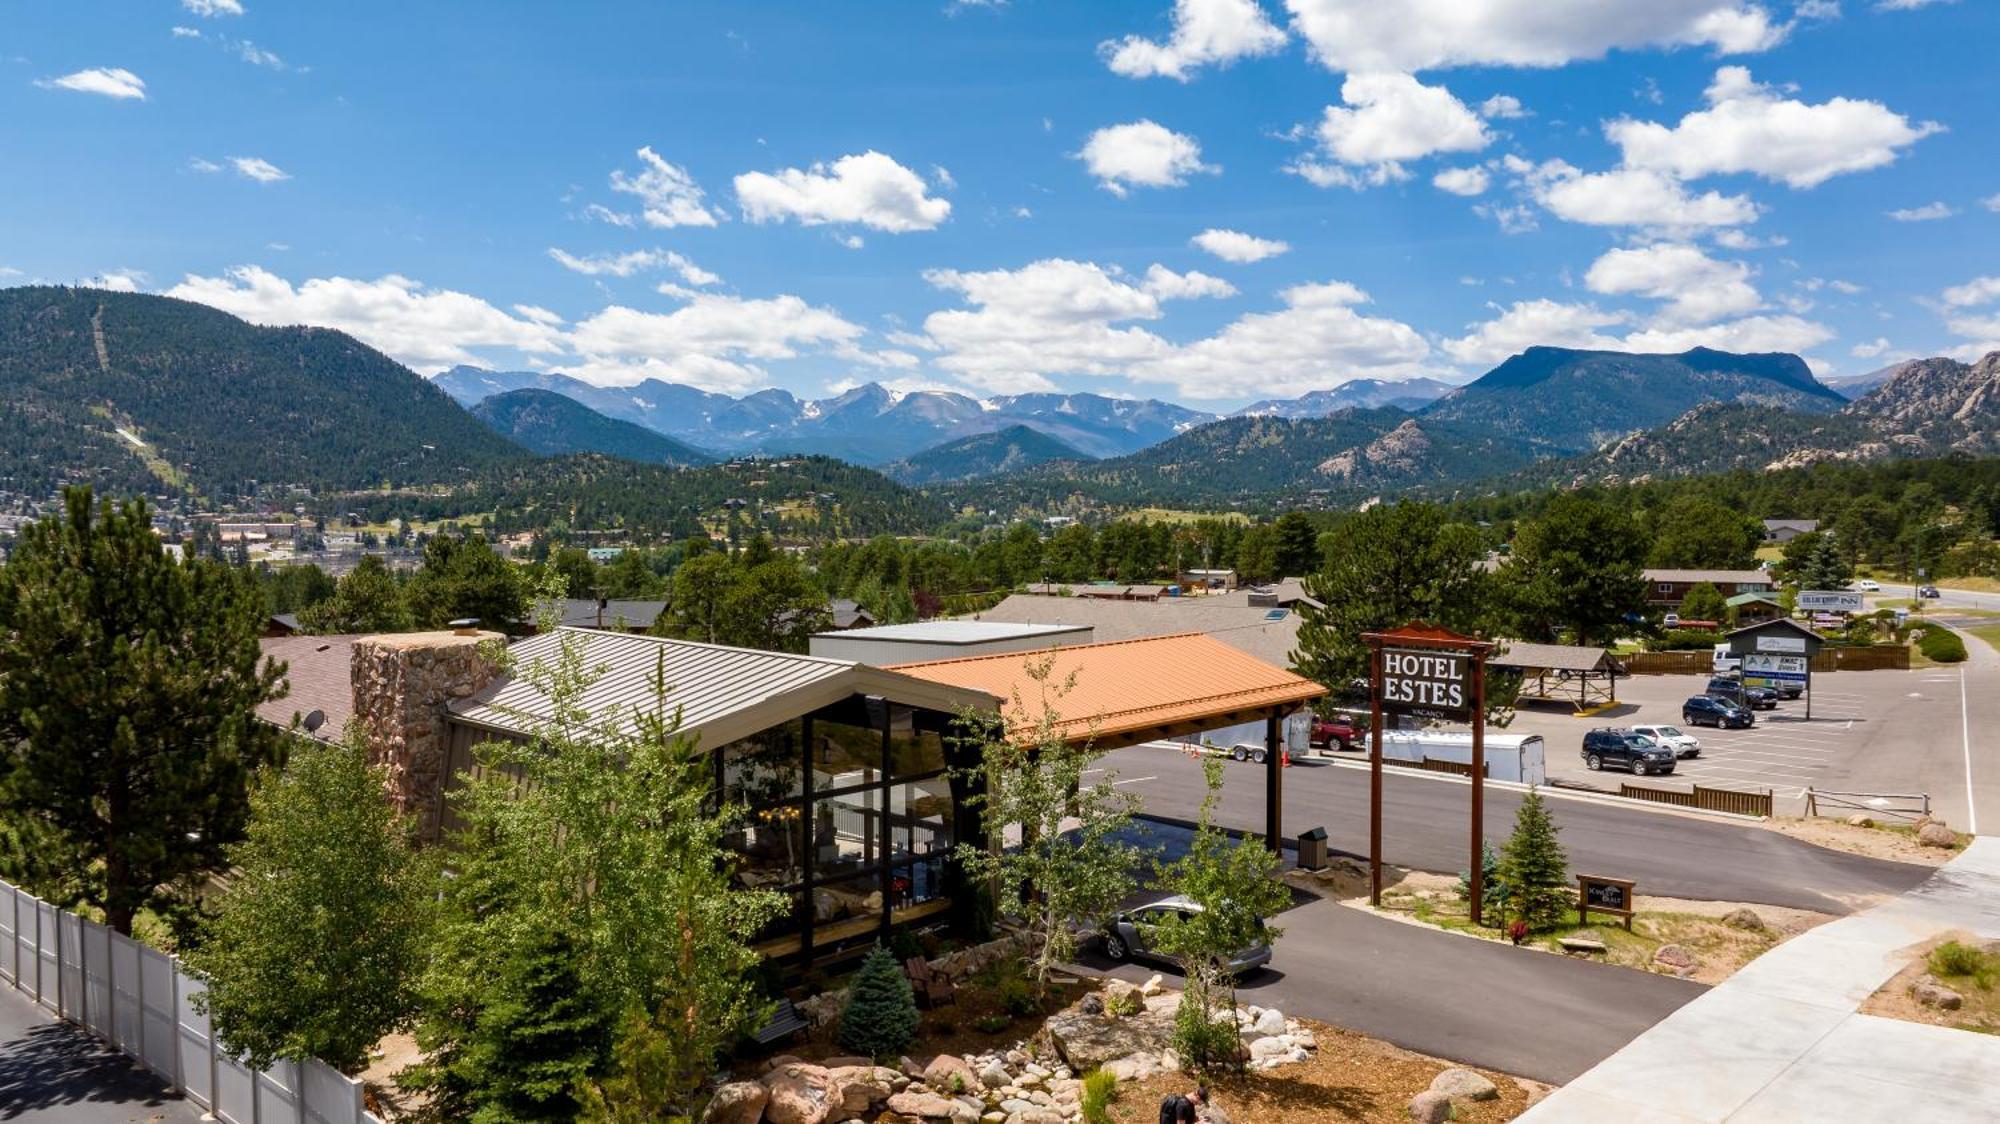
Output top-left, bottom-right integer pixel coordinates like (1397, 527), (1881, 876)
(351, 629), (502, 835)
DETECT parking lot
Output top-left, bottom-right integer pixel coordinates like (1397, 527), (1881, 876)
(1502, 664), (1973, 816)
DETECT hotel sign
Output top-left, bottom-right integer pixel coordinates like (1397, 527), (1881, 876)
(1380, 648), (1472, 718)
(1798, 590), (1864, 614)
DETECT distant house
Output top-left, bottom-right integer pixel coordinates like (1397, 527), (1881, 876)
(1643, 569), (1776, 607)
(829, 598), (877, 631)
(1762, 519), (1819, 543)
(558, 597), (667, 633)
(1725, 591), (1785, 624)
(1179, 568), (1238, 591)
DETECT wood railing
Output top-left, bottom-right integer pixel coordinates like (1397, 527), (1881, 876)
(1619, 782), (1772, 818)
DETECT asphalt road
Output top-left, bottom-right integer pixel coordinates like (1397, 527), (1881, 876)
(0, 985), (200, 1123)
(1101, 745), (1933, 914)
(1083, 891), (1704, 1085)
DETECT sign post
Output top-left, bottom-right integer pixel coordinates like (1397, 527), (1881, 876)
(1577, 874), (1636, 930)
(1364, 625), (1493, 923)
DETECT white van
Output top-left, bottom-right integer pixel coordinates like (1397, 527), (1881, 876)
(1713, 643), (1740, 673)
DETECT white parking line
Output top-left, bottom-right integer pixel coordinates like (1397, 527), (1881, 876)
(1962, 664), (1978, 836)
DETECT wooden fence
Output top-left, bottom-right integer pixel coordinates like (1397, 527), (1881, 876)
(1619, 782), (1772, 818)
(1409, 757), (1490, 778)
(1623, 645), (1910, 675)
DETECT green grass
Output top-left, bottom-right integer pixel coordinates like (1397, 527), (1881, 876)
(1929, 940), (1995, 984)
(1967, 624), (2000, 653)
(1081, 1070), (1118, 1124)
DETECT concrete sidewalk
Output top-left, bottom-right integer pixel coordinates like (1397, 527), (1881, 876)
(1523, 837), (2000, 1121)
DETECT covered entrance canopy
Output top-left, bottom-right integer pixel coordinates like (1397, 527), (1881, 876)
(890, 632), (1326, 850)
(1491, 641), (1624, 713)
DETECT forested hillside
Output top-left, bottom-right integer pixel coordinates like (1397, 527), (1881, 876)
(0, 287), (525, 496)
(471, 388), (713, 466)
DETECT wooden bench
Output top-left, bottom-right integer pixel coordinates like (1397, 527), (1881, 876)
(905, 956), (956, 1008)
(752, 998), (809, 1046)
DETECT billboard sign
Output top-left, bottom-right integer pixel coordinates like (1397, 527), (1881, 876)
(1379, 648), (1472, 718)
(1743, 653), (1808, 684)
(1798, 590), (1864, 614)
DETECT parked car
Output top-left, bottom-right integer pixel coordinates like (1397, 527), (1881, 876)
(1712, 643), (1741, 673)
(1663, 612), (1681, 629)
(1857, 579), (1882, 593)
(1683, 694), (1754, 729)
(1581, 729), (1678, 776)
(1706, 676), (1778, 710)
(1310, 714), (1364, 750)
(1631, 723), (1701, 758)
(1918, 584), (1941, 599)
(1761, 678), (1805, 700)
(1101, 895), (1273, 976)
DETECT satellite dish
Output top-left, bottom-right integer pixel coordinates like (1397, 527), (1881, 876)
(302, 709), (326, 735)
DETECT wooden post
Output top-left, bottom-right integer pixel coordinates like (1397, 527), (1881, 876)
(1470, 655), (1486, 927)
(1264, 710), (1282, 854)
(1369, 644), (1385, 907)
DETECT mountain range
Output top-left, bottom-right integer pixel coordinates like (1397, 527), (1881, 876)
(881, 425), (1085, 486)
(1233, 377), (1456, 417)
(470, 388), (712, 467)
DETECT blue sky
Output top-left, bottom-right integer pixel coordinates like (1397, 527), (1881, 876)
(5, 0), (1998, 410)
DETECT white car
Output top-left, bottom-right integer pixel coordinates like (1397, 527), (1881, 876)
(1631, 724), (1701, 759)
(1856, 579), (1881, 593)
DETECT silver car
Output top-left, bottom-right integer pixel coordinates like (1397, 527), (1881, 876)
(1101, 895), (1273, 976)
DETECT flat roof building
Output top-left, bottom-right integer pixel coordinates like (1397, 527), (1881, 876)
(809, 620), (1093, 665)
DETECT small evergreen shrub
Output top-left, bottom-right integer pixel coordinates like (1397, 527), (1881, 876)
(836, 946), (919, 1059)
(1499, 787), (1571, 933)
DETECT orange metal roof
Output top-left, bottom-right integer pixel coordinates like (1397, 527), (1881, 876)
(889, 632), (1325, 746)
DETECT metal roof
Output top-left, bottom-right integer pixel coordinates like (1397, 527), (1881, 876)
(1643, 569), (1773, 585)
(889, 632), (1324, 747)
(450, 628), (998, 750)
(814, 620), (1092, 645)
(558, 598), (668, 629)
(1490, 641), (1621, 674)
(972, 592), (1305, 669)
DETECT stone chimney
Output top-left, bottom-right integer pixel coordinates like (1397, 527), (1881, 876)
(351, 629), (503, 835)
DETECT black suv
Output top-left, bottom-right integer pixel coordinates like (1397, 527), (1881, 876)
(1581, 729), (1678, 776)
(1706, 676), (1777, 710)
(1683, 694), (1754, 729)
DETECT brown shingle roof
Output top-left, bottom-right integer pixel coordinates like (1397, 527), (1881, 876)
(1491, 642), (1621, 674)
(256, 634), (359, 739)
(889, 632), (1324, 747)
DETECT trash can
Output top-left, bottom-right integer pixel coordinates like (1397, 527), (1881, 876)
(1297, 827), (1329, 872)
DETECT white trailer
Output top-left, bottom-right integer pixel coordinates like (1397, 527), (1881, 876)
(1380, 731), (1546, 785)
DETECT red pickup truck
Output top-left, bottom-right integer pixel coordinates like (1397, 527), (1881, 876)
(1310, 714), (1364, 750)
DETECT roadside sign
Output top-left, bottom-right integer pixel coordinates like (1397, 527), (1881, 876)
(1755, 635), (1807, 654)
(1798, 590), (1863, 614)
(1577, 874), (1635, 930)
(1379, 648), (1472, 718)
(1743, 653), (1808, 684)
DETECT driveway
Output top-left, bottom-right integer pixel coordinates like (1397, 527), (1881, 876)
(1080, 884), (1703, 1085)
(1101, 745), (1933, 914)
(0, 985), (200, 1123)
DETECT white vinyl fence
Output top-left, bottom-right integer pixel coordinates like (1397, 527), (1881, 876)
(0, 877), (384, 1124)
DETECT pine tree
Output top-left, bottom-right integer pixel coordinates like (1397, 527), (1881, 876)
(837, 945), (920, 1060)
(0, 487), (285, 935)
(1499, 788), (1571, 932)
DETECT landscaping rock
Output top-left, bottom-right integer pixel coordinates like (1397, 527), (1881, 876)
(765, 1062), (835, 1124)
(1139, 973), (1165, 998)
(1558, 936), (1607, 954)
(1077, 993), (1104, 1016)
(1247, 1035), (1290, 1061)
(886, 1091), (960, 1121)
(826, 1066), (896, 1115)
(1654, 944), (1700, 974)
(978, 1061), (1008, 1088)
(1252, 1007), (1287, 1037)
(1408, 1089), (1455, 1122)
(1847, 814), (1875, 828)
(1920, 822), (1958, 848)
(1913, 974), (1964, 1011)
(701, 1081), (769, 1124)
(1721, 908), (1768, 933)
(1043, 1004), (1175, 1072)
(922, 1055), (978, 1096)
(1429, 1068), (1498, 1103)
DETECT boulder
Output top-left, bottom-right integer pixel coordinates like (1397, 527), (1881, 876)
(1246, 1036), (1290, 1061)
(886, 1091), (961, 1121)
(1251, 1007), (1286, 1037)
(702, 1081), (769, 1124)
(1912, 974), (1964, 1011)
(1721, 908), (1768, 933)
(1408, 1089), (1454, 1122)
(922, 1055), (979, 1096)
(827, 1066), (897, 1115)
(1654, 944), (1699, 974)
(1139, 973), (1166, 998)
(822, 1055), (872, 1069)
(1077, 993), (1104, 1016)
(1044, 1004), (1175, 1072)
(1558, 936), (1607, 954)
(978, 1062), (1009, 1089)
(1429, 1068), (1498, 1103)
(1920, 822), (1958, 848)
(1847, 814), (1875, 828)
(1101, 1052), (1158, 1081)
(765, 1062), (835, 1124)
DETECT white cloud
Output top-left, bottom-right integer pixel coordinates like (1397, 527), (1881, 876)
(1298, 72), (1490, 186)
(188, 157), (223, 173)
(609, 147), (724, 228)
(734, 150), (951, 232)
(1077, 121), (1216, 197)
(1479, 94), (1528, 119)
(90, 270), (148, 293)
(37, 67), (146, 100)
(1712, 229), (1788, 249)
(1191, 228), (1291, 262)
(931, 164), (956, 190)
(1584, 242), (1762, 326)
(1443, 299), (1631, 366)
(513, 304), (565, 327)
(1941, 277), (2000, 308)
(566, 295), (867, 390)
(1886, 201), (1954, 221)
(229, 156), (289, 183)
(1433, 166), (1490, 196)
(1140, 264), (1237, 301)
(1283, 0), (1789, 73)
(233, 40), (285, 70)
(547, 247), (718, 285)
(1608, 66), (1943, 189)
(1851, 337), (1892, 359)
(1133, 279), (1434, 399)
(1100, 0), (1288, 81)
(1622, 313), (1834, 354)
(182, 0), (244, 15)
(1983, 193), (2000, 213)
(920, 259), (1175, 392)
(172, 27), (203, 39)
(1829, 280), (1862, 294)
(1876, 0), (1955, 9)
(580, 203), (636, 228)
(166, 266), (567, 372)
(1525, 162), (1760, 229)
